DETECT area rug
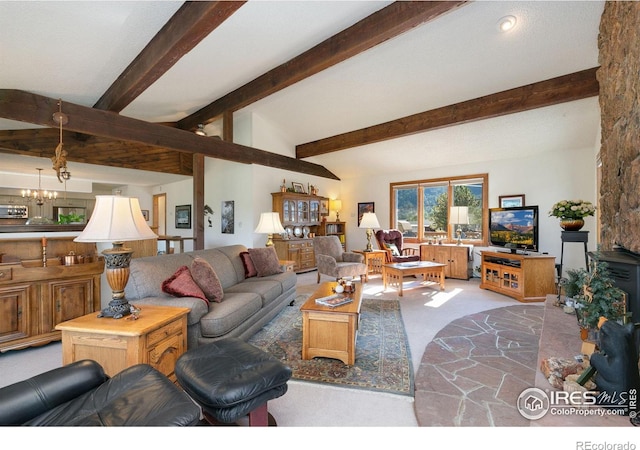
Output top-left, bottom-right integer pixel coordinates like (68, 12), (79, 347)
(248, 295), (414, 396)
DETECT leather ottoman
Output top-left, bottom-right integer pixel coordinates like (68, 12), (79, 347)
(175, 337), (291, 426)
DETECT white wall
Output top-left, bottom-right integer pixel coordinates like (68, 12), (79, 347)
(342, 145), (598, 277)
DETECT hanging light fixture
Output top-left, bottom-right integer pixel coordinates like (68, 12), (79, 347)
(195, 124), (207, 136)
(22, 168), (57, 224)
(51, 99), (71, 182)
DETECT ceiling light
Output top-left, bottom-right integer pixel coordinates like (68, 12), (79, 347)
(498, 15), (517, 32)
(195, 124), (206, 136)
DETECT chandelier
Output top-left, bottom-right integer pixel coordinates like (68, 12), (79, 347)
(22, 168), (57, 206)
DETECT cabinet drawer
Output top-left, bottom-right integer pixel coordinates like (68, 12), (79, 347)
(0, 268), (12, 282)
(146, 318), (184, 347)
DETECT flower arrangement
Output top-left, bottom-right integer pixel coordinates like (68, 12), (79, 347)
(548, 200), (596, 219)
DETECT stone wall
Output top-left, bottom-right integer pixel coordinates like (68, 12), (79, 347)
(597, 2), (640, 253)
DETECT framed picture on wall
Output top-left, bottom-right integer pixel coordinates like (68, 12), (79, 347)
(141, 209), (149, 221)
(357, 202), (374, 226)
(221, 200), (234, 234)
(320, 199), (329, 216)
(499, 194), (525, 208)
(175, 205), (191, 229)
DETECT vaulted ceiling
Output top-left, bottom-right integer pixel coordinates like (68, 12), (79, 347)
(0, 1), (604, 189)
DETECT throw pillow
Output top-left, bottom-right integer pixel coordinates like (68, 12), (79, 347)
(191, 257), (224, 303)
(240, 251), (257, 278)
(162, 266), (209, 304)
(385, 242), (401, 257)
(248, 247), (283, 277)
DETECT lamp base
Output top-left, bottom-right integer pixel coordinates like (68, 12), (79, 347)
(97, 298), (132, 319)
(98, 242), (133, 319)
(364, 229), (374, 252)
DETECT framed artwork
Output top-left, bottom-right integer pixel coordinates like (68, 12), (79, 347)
(499, 194), (525, 208)
(320, 199), (329, 216)
(221, 200), (234, 234)
(357, 202), (375, 226)
(141, 209), (149, 221)
(175, 205), (191, 229)
(292, 182), (305, 194)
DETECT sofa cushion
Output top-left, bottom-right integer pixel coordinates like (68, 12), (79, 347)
(162, 266), (209, 305)
(226, 279), (282, 307)
(240, 251), (257, 278)
(199, 293), (262, 338)
(248, 247), (282, 277)
(126, 253), (195, 300)
(191, 257), (224, 303)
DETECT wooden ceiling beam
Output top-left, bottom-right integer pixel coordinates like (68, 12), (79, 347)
(177, 0), (469, 131)
(0, 89), (339, 180)
(296, 67), (601, 158)
(93, 1), (246, 112)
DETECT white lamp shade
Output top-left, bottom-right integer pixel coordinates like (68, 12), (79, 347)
(359, 212), (380, 229)
(254, 212), (285, 234)
(449, 206), (469, 225)
(74, 195), (157, 242)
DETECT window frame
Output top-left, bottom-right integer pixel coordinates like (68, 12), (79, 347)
(390, 173), (489, 246)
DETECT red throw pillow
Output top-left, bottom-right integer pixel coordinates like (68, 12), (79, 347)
(240, 251), (257, 278)
(162, 266), (209, 305)
(191, 257), (224, 303)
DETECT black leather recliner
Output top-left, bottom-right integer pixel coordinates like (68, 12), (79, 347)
(0, 360), (201, 426)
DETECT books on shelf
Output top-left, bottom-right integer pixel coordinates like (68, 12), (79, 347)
(314, 293), (353, 308)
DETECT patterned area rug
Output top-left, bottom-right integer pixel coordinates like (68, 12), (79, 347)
(248, 295), (414, 396)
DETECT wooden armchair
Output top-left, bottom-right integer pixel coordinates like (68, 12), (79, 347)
(375, 229), (420, 264)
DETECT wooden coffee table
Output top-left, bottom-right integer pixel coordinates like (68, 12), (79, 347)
(301, 281), (363, 365)
(56, 304), (190, 381)
(383, 261), (446, 296)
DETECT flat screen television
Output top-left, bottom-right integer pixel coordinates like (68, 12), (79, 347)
(489, 205), (539, 253)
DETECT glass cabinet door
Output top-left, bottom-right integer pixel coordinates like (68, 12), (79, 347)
(297, 200), (309, 223)
(283, 200), (296, 223)
(310, 200), (320, 223)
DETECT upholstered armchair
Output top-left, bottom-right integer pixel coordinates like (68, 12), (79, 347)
(313, 236), (367, 283)
(375, 229), (420, 263)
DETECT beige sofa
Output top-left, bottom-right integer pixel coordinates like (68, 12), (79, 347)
(124, 244), (296, 349)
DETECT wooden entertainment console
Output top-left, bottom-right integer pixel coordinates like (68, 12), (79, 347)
(479, 250), (556, 303)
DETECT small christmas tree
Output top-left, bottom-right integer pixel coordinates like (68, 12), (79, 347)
(574, 255), (626, 329)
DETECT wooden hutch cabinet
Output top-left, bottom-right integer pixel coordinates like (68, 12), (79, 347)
(420, 244), (471, 280)
(271, 192), (329, 273)
(0, 237), (104, 352)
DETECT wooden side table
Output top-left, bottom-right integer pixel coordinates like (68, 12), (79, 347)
(279, 260), (296, 272)
(56, 304), (190, 381)
(353, 250), (386, 282)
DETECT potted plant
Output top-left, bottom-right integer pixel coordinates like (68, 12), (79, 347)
(572, 254), (626, 338)
(548, 199), (596, 231)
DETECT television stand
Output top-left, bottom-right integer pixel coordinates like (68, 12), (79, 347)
(480, 251), (556, 302)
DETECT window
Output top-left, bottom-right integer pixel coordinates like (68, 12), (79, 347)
(392, 174), (488, 245)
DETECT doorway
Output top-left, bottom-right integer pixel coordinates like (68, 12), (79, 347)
(153, 193), (166, 236)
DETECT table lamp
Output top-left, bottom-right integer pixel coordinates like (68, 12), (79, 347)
(449, 206), (469, 245)
(330, 199), (342, 221)
(74, 194), (157, 319)
(254, 212), (285, 247)
(359, 212), (380, 252)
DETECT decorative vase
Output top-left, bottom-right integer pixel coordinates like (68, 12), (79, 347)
(560, 218), (585, 231)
